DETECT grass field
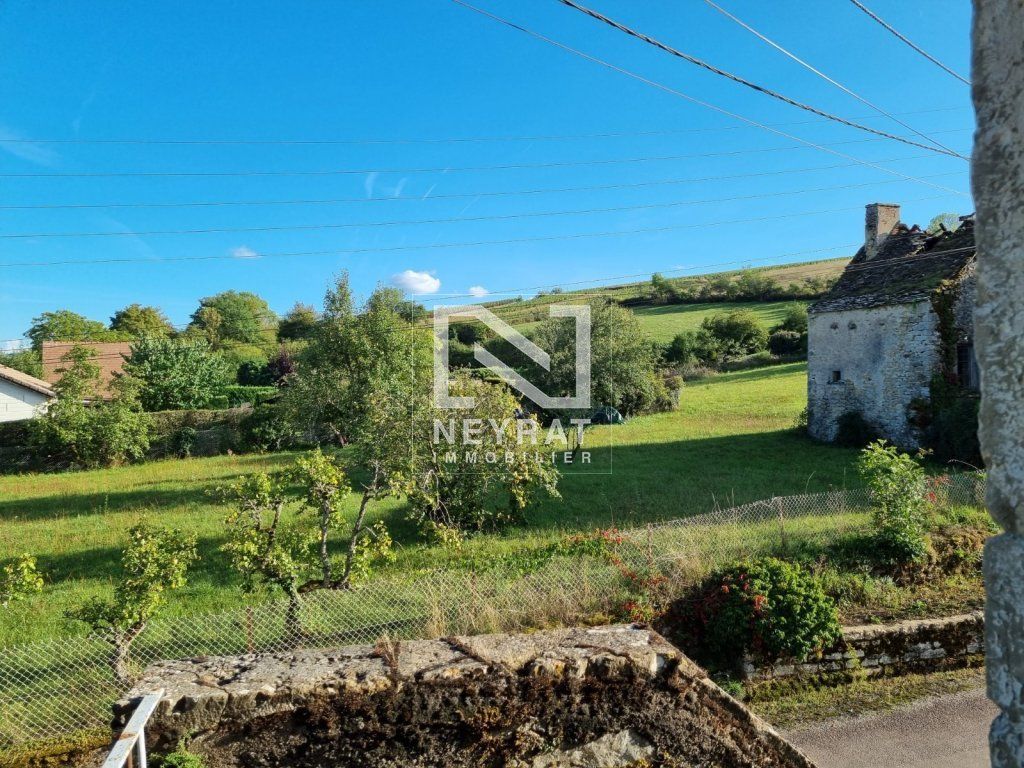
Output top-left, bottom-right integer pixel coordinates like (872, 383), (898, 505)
(632, 300), (806, 343)
(0, 362), (863, 646)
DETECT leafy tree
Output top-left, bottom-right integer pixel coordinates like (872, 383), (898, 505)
(774, 304), (809, 334)
(650, 272), (676, 304)
(123, 336), (232, 411)
(110, 304), (175, 337)
(734, 272), (780, 301)
(26, 310), (123, 351)
(66, 524), (197, 682)
(221, 473), (313, 642)
(700, 310), (769, 359)
(189, 291), (276, 347)
(768, 330), (805, 356)
(926, 212), (961, 234)
(277, 302), (320, 342)
(411, 372), (561, 531)
(291, 449), (351, 588)
(1, 554), (43, 608)
(532, 301), (670, 416)
(0, 348), (43, 378)
(858, 441), (930, 563)
(30, 346), (151, 469)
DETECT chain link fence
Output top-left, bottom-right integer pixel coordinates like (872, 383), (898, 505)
(0, 473), (986, 761)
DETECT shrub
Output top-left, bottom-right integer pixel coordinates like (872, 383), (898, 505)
(224, 385), (277, 408)
(1, 553), (44, 607)
(834, 410), (880, 447)
(774, 304), (808, 334)
(123, 336), (231, 411)
(858, 441), (930, 564)
(685, 558), (841, 667)
(239, 403), (301, 452)
(768, 330), (805, 356)
(156, 744), (207, 768)
(700, 311), (769, 359)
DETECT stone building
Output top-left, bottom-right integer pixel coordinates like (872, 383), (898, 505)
(807, 203), (978, 448)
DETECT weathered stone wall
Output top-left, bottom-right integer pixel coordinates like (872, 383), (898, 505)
(744, 612), (984, 683)
(972, 0), (1024, 764)
(807, 302), (939, 447)
(116, 625), (815, 768)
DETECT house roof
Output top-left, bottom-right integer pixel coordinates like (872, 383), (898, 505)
(41, 341), (133, 399)
(809, 217), (976, 314)
(0, 364), (56, 398)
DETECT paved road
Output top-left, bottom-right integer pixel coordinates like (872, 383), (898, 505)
(784, 688), (997, 768)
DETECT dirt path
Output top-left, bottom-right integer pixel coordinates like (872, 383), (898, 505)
(784, 687), (996, 768)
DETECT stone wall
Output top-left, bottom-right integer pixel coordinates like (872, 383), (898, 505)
(807, 302), (939, 447)
(116, 625), (815, 768)
(743, 612), (984, 684)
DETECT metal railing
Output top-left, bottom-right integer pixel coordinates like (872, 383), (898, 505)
(101, 690), (163, 768)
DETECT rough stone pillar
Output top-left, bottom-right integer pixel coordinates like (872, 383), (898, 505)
(972, 1), (1024, 765)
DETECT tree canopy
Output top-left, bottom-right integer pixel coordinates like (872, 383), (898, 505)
(110, 304), (175, 337)
(188, 291), (276, 347)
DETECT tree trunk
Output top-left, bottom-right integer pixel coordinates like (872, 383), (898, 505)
(111, 622), (145, 686)
(284, 589), (303, 647)
(340, 486), (374, 588)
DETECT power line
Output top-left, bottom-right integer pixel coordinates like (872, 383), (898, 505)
(0, 131), (971, 179)
(0, 244), (858, 345)
(449, 1), (967, 195)
(699, 0), (965, 158)
(0, 106), (968, 146)
(554, 0), (966, 159)
(846, 0), (970, 86)
(0, 174), (963, 240)
(0, 148), (966, 211)
(0, 195), (951, 268)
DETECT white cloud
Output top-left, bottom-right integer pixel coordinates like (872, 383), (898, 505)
(391, 269), (441, 294)
(364, 171), (379, 198)
(231, 246), (260, 259)
(467, 285), (489, 298)
(0, 122), (60, 167)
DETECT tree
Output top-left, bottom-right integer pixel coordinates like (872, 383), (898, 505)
(291, 448), (351, 588)
(66, 524), (197, 682)
(532, 301), (670, 416)
(700, 311), (769, 359)
(926, 212), (961, 234)
(650, 273), (676, 304)
(1, 554), (43, 608)
(123, 336), (232, 411)
(30, 346), (151, 469)
(0, 348), (43, 378)
(26, 310), (123, 351)
(189, 291), (276, 347)
(110, 304), (175, 337)
(221, 473), (313, 642)
(277, 303), (320, 342)
(410, 372), (561, 531)
(774, 304), (809, 334)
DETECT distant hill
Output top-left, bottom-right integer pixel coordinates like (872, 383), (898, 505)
(474, 256), (851, 343)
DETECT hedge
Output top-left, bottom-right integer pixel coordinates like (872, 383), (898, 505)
(224, 385), (277, 408)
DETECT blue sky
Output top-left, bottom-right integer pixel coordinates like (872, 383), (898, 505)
(0, 0), (973, 344)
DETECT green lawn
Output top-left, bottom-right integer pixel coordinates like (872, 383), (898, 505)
(632, 301), (807, 344)
(0, 362), (862, 646)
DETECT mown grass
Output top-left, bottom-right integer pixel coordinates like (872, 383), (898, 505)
(633, 300), (807, 343)
(0, 362), (863, 646)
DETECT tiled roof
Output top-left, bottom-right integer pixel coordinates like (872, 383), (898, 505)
(41, 341), (133, 399)
(809, 218), (976, 313)
(0, 364), (56, 398)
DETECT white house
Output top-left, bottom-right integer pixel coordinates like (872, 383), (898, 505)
(0, 364), (55, 422)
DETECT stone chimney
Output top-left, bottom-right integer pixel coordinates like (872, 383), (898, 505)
(864, 202), (901, 260)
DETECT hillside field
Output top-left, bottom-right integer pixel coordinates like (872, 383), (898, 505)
(0, 363), (862, 646)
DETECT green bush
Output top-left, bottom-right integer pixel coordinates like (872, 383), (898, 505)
(123, 336), (232, 411)
(858, 441), (930, 564)
(239, 403), (302, 452)
(157, 745), (207, 768)
(685, 558), (841, 666)
(768, 330), (806, 356)
(224, 385), (277, 408)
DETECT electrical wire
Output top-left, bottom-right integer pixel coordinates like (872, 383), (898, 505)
(0, 195), (951, 268)
(0, 150), (965, 211)
(449, 1), (968, 195)
(846, 0), (971, 86)
(699, 0), (965, 158)
(0, 174), (963, 240)
(555, 0), (965, 159)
